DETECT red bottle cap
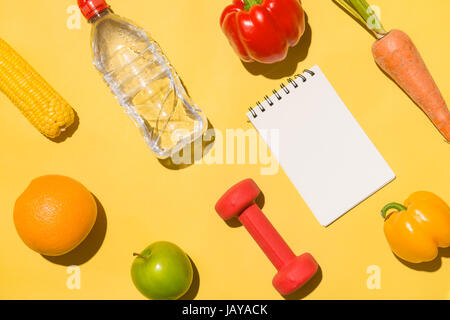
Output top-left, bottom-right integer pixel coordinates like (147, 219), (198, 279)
(78, 0), (109, 20)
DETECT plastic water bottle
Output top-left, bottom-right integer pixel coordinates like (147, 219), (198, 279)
(78, 0), (207, 158)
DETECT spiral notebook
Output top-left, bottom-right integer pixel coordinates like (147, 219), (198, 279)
(247, 65), (395, 226)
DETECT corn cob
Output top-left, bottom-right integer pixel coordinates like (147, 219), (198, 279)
(0, 38), (75, 138)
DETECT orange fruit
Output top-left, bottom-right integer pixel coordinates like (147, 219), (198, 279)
(14, 175), (97, 256)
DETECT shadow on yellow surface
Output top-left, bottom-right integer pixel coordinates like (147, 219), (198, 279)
(242, 14), (312, 80)
(49, 110), (80, 143)
(394, 247), (450, 272)
(42, 195), (107, 266)
(283, 265), (323, 300)
(180, 257), (200, 300)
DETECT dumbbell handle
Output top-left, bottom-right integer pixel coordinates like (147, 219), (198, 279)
(239, 204), (296, 271)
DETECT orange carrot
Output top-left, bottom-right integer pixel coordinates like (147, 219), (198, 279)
(372, 30), (450, 141)
(336, 0), (450, 141)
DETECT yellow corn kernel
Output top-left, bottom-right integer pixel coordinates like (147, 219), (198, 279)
(0, 38), (75, 138)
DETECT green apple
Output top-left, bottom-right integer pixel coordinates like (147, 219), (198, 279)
(131, 241), (193, 300)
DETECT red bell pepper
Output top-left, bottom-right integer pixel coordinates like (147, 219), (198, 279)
(220, 0), (306, 64)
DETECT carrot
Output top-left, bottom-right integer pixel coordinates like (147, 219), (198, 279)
(335, 0), (450, 141)
(372, 30), (450, 141)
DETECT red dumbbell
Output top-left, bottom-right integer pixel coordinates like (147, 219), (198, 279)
(215, 179), (318, 295)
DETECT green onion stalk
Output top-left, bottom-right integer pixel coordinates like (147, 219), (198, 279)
(335, 0), (387, 39)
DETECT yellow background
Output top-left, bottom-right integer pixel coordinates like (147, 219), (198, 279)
(0, 0), (449, 300)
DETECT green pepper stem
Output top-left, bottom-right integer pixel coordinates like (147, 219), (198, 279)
(381, 202), (407, 219)
(334, 0), (387, 37)
(244, 0), (262, 11)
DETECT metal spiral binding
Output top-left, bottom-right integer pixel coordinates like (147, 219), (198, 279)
(249, 69), (315, 118)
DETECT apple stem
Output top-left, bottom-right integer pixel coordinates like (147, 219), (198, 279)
(133, 253), (146, 260)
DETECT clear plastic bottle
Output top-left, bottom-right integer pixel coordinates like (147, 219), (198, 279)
(78, 0), (207, 158)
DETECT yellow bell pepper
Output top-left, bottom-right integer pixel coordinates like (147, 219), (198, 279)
(381, 191), (450, 263)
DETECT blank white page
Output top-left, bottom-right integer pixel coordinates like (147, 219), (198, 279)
(247, 65), (395, 226)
